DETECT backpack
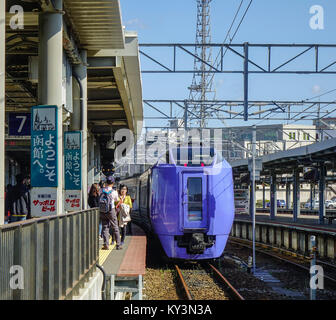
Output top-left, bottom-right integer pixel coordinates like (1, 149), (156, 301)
(99, 190), (113, 213)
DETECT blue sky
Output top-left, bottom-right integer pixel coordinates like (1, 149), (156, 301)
(120, 0), (336, 127)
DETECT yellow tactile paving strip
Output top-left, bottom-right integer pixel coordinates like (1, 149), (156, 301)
(98, 237), (116, 265)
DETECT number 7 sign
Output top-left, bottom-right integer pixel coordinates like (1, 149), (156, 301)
(9, 112), (31, 136)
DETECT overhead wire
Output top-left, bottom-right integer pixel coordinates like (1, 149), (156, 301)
(203, 0), (254, 122)
(182, 0), (253, 125)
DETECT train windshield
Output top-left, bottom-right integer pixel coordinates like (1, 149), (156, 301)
(170, 147), (217, 166)
(187, 177), (203, 221)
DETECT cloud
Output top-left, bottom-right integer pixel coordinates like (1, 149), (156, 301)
(312, 84), (321, 93)
(124, 18), (148, 30)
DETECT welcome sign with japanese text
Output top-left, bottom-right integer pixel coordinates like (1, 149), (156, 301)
(64, 131), (81, 190)
(31, 105), (58, 187)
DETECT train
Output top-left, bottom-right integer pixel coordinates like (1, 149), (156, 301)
(119, 146), (235, 260)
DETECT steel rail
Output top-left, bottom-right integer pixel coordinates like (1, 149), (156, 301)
(228, 238), (336, 285)
(175, 265), (193, 300)
(207, 263), (245, 300)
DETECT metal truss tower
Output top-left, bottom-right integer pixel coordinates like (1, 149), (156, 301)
(188, 0), (215, 128)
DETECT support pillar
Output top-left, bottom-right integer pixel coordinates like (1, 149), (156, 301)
(38, 0), (64, 214)
(319, 165), (326, 225)
(249, 182), (253, 218)
(0, 1), (5, 225)
(243, 42), (249, 122)
(286, 182), (291, 209)
(74, 51), (88, 210)
(270, 172), (277, 220)
(262, 184), (266, 209)
(293, 169), (300, 222)
(88, 135), (95, 186)
(310, 183), (313, 210)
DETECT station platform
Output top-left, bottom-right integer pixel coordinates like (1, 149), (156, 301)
(232, 213), (336, 260)
(98, 224), (147, 300)
(235, 213), (336, 233)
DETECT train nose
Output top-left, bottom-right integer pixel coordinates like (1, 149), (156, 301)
(175, 233), (216, 254)
(189, 233), (207, 254)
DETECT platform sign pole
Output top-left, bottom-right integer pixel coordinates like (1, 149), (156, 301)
(318, 164), (326, 225)
(252, 125), (256, 274)
(310, 236), (317, 300)
(270, 171), (277, 220)
(262, 184), (266, 209)
(293, 169), (300, 223)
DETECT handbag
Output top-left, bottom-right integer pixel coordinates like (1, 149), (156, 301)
(119, 203), (131, 227)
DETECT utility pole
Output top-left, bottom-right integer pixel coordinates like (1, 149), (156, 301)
(188, 0), (215, 128)
(184, 101), (188, 130)
(252, 125), (256, 274)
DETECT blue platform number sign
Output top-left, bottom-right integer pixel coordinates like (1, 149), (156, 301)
(31, 106), (58, 187)
(64, 131), (81, 190)
(9, 112), (31, 136)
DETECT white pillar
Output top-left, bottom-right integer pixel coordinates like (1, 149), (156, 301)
(74, 51), (88, 210)
(0, 1), (5, 225)
(88, 134), (95, 187)
(38, 0), (64, 214)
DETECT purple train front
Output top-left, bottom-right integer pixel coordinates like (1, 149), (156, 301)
(139, 147), (235, 260)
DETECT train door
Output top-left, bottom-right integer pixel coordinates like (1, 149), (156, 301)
(182, 173), (208, 230)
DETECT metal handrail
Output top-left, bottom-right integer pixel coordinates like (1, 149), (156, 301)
(95, 264), (107, 301)
(0, 208), (99, 300)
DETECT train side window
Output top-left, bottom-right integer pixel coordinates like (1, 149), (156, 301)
(128, 187), (136, 199)
(140, 180), (147, 207)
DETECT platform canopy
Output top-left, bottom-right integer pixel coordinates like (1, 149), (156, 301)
(230, 137), (336, 177)
(63, 0), (125, 50)
(5, 0), (143, 160)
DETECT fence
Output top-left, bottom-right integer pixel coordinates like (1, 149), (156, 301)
(0, 208), (99, 300)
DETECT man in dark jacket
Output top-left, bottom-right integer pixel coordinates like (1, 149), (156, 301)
(8, 174), (31, 223)
(99, 176), (122, 250)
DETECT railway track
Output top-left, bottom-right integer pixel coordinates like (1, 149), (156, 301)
(174, 263), (244, 300)
(228, 237), (336, 286)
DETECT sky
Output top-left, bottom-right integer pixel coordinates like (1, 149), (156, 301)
(120, 0), (336, 128)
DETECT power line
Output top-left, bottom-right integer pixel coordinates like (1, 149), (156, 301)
(303, 88), (336, 102)
(205, 0), (253, 127)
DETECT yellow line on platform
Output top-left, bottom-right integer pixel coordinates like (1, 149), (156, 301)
(98, 237), (116, 265)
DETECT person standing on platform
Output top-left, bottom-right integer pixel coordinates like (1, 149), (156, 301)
(99, 180), (105, 191)
(4, 184), (13, 224)
(8, 174), (30, 223)
(88, 183), (100, 208)
(116, 185), (133, 245)
(99, 176), (122, 250)
(88, 183), (102, 237)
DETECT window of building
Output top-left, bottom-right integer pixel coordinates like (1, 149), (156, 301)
(303, 132), (310, 141)
(289, 132), (296, 140)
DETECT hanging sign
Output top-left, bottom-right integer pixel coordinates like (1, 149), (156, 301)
(30, 105), (58, 187)
(64, 131), (82, 190)
(9, 112), (31, 136)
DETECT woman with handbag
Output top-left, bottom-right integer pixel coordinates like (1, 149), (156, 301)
(116, 184), (133, 245)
